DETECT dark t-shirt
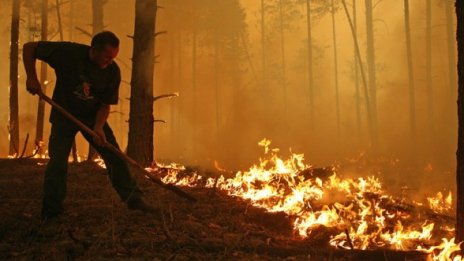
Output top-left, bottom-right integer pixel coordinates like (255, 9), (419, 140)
(35, 41), (120, 123)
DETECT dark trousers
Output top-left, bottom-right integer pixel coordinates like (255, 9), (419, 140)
(42, 119), (141, 217)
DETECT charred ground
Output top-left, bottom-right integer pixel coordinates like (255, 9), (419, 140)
(0, 158), (442, 260)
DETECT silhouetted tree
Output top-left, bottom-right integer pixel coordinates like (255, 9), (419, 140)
(341, 0), (374, 148)
(261, 0), (267, 90)
(87, 0), (106, 161)
(92, 0), (104, 35)
(446, 0), (457, 94)
(9, 0), (21, 156)
(55, 0), (63, 40)
(456, 0), (464, 243)
(306, 0), (315, 129)
(404, 0), (416, 142)
(353, 0), (361, 145)
(35, 0), (48, 154)
(365, 0), (378, 149)
(426, 0), (435, 152)
(331, 0), (340, 143)
(127, 0), (157, 166)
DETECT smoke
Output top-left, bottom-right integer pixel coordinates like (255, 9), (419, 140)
(0, 0), (458, 192)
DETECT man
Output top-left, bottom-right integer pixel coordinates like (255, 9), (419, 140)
(23, 31), (155, 220)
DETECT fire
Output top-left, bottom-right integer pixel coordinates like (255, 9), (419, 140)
(419, 238), (463, 261)
(152, 139), (463, 260)
(428, 191), (453, 214)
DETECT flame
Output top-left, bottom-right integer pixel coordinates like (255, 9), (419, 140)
(419, 238), (463, 261)
(428, 191), (453, 214)
(126, 139), (463, 260)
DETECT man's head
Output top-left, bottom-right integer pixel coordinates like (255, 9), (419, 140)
(90, 31), (119, 69)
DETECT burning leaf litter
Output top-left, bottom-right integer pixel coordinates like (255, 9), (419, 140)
(148, 139), (462, 260)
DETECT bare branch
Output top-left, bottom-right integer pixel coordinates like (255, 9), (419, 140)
(75, 27), (92, 38)
(153, 93), (179, 102)
(155, 31), (168, 37)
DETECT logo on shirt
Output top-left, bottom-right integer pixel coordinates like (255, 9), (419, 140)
(73, 81), (95, 101)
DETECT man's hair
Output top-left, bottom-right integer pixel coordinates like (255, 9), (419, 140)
(91, 31), (119, 51)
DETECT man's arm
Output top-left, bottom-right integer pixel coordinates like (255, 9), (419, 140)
(22, 42), (42, 95)
(93, 104), (110, 146)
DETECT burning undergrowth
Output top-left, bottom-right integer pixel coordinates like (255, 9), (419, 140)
(150, 139), (462, 260)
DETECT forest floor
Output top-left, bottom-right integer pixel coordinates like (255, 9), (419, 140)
(0, 158), (450, 260)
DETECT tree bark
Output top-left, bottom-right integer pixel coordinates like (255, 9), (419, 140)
(306, 0), (314, 130)
(68, 0), (74, 41)
(279, 0), (287, 118)
(341, 0), (374, 149)
(214, 37), (221, 131)
(261, 0), (266, 89)
(446, 0), (457, 94)
(331, 0), (340, 144)
(35, 0), (48, 154)
(55, 0), (63, 40)
(426, 0), (434, 150)
(456, 0), (464, 243)
(9, 0), (20, 156)
(365, 0), (378, 149)
(127, 0), (157, 166)
(87, 0), (105, 161)
(404, 0), (416, 142)
(92, 0), (104, 35)
(191, 3), (197, 157)
(353, 0), (361, 145)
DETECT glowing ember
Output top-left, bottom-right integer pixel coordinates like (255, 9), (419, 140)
(151, 139), (463, 260)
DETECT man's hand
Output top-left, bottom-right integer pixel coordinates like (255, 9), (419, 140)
(26, 77), (42, 95)
(93, 127), (107, 147)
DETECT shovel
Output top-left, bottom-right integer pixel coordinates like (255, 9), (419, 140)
(37, 91), (197, 203)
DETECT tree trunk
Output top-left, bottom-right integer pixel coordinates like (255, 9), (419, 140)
(404, 0), (416, 143)
(306, 0), (314, 130)
(353, 0), (361, 145)
(341, 0), (374, 149)
(36, 0), (48, 154)
(55, 0), (63, 40)
(279, 0), (287, 118)
(446, 0), (457, 94)
(214, 37), (221, 131)
(127, 0), (157, 166)
(365, 0), (378, 149)
(55, 0), (78, 162)
(68, 0), (74, 41)
(426, 0), (434, 151)
(9, 0), (20, 156)
(169, 33), (177, 139)
(176, 32), (183, 151)
(331, 0), (340, 144)
(456, 0), (464, 243)
(87, 0), (105, 161)
(191, 8), (197, 157)
(261, 0), (266, 89)
(92, 0), (104, 35)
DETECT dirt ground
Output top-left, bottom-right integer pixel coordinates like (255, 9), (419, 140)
(0, 158), (434, 260)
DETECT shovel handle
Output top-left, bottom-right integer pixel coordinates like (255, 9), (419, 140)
(37, 92), (197, 202)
